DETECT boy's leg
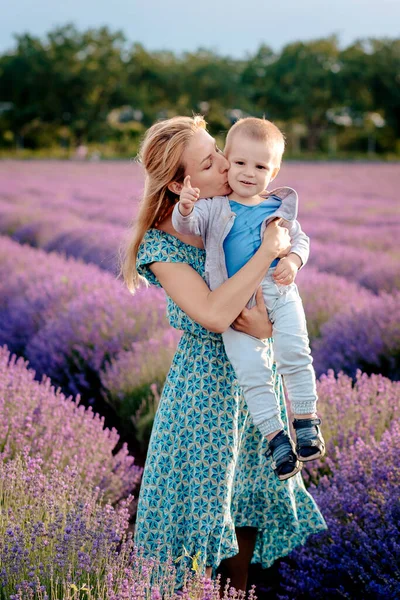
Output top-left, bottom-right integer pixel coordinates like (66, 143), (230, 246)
(222, 326), (301, 480)
(267, 283), (325, 461)
(221, 327), (283, 437)
(267, 283), (318, 417)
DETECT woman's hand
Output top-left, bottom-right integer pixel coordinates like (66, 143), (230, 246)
(231, 287), (272, 339)
(262, 219), (291, 259)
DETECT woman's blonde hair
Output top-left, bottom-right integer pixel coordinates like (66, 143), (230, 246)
(121, 115), (206, 293)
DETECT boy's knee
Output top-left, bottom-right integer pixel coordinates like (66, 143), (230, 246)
(274, 345), (312, 372)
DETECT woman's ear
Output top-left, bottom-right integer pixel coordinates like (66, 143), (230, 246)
(167, 181), (183, 195)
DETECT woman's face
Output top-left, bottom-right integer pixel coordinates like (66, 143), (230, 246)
(181, 129), (231, 197)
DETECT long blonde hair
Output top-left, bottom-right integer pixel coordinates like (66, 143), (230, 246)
(121, 115), (206, 293)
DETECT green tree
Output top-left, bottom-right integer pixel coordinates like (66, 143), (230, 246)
(368, 38), (400, 139)
(247, 37), (342, 151)
(0, 26), (399, 155)
(0, 24), (128, 146)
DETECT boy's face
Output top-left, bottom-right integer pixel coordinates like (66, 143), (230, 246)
(225, 133), (280, 198)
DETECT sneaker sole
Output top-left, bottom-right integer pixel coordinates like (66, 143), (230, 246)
(298, 450), (326, 462)
(277, 463), (303, 481)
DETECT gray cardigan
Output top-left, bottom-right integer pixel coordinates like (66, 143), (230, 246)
(172, 186), (310, 292)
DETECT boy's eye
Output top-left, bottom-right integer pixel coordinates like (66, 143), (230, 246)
(235, 161), (244, 165)
(257, 165), (266, 170)
(204, 161), (212, 170)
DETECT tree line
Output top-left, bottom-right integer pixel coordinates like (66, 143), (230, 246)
(0, 24), (399, 156)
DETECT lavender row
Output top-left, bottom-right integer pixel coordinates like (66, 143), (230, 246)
(101, 330), (181, 447)
(301, 220), (400, 253)
(0, 347), (141, 504)
(2, 353), (399, 598)
(0, 452), (236, 600)
(0, 201), (126, 274)
(3, 198), (398, 289)
(313, 291), (400, 381)
(0, 160), (142, 227)
(0, 236), (168, 403)
(1, 234), (397, 426)
(296, 267), (374, 339)
(1, 162), (399, 289)
(292, 268), (400, 380)
(2, 162), (399, 228)
(301, 370), (400, 487)
(0, 236), (177, 451)
(279, 372), (400, 598)
(0, 334), (241, 598)
(306, 240), (400, 294)
(279, 419), (400, 599)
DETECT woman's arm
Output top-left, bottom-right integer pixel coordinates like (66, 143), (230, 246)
(150, 221), (290, 333)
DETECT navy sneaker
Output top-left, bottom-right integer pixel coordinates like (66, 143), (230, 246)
(293, 417), (326, 462)
(265, 430), (302, 481)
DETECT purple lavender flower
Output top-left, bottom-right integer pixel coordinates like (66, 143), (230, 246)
(279, 421), (400, 599)
(296, 267), (373, 340)
(0, 346), (141, 503)
(101, 329), (181, 443)
(20, 275), (166, 401)
(313, 291), (400, 380)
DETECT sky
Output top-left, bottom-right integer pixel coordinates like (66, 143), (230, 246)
(1, 0), (399, 57)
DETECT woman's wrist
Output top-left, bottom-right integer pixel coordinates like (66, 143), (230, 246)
(259, 241), (277, 263)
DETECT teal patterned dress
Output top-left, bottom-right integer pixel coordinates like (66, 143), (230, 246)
(134, 229), (326, 585)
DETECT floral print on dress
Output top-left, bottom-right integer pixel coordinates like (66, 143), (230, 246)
(134, 229), (327, 586)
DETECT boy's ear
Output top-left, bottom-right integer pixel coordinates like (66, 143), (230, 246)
(270, 166), (280, 182)
(167, 181), (183, 195)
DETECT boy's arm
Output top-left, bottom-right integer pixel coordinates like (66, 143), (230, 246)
(273, 219), (309, 285)
(286, 219), (310, 269)
(172, 198), (212, 238)
(171, 174), (212, 238)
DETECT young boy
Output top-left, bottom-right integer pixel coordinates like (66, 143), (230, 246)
(172, 117), (325, 481)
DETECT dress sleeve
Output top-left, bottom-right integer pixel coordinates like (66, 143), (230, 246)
(136, 230), (186, 288)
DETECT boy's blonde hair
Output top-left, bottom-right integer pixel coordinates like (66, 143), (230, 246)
(225, 117), (285, 165)
(120, 115), (207, 293)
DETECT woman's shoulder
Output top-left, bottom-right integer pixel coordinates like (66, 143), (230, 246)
(138, 228), (196, 262)
(137, 228), (204, 286)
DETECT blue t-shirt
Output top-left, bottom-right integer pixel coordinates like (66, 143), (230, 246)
(223, 196), (282, 277)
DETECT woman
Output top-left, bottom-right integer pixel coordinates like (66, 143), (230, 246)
(122, 116), (326, 591)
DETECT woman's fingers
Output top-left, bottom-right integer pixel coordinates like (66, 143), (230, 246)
(277, 228), (291, 257)
(232, 306), (249, 329)
(263, 219), (291, 257)
(255, 286), (264, 306)
(237, 308), (248, 322)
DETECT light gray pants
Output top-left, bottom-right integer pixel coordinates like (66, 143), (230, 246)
(222, 271), (317, 437)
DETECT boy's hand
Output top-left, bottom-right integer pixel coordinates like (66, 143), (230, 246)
(273, 253), (301, 285)
(178, 175), (200, 216)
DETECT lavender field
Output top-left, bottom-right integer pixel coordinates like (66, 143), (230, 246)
(0, 160), (399, 599)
